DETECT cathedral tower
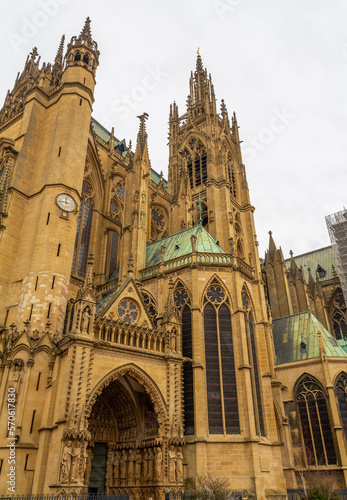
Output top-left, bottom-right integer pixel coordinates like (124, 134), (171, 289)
(0, 19), (99, 334)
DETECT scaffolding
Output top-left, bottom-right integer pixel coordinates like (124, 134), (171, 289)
(326, 209), (347, 302)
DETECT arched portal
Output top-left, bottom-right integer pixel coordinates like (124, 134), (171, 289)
(84, 366), (172, 498)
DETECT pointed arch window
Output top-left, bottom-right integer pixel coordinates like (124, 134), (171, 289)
(204, 282), (239, 434)
(104, 230), (119, 280)
(296, 375), (336, 466)
(330, 290), (347, 341)
(242, 291), (265, 436)
(72, 180), (94, 278)
(335, 373), (347, 441)
(226, 151), (236, 197)
(151, 206), (167, 242)
(174, 283), (194, 435)
(186, 139), (207, 189)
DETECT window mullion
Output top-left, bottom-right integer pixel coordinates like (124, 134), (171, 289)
(315, 398), (328, 465)
(216, 306), (226, 435)
(305, 398), (318, 466)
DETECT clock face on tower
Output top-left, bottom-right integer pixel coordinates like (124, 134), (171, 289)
(56, 193), (76, 212)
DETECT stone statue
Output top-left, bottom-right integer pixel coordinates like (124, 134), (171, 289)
(168, 446), (176, 483)
(135, 448), (142, 482)
(148, 448), (154, 481)
(120, 449), (128, 482)
(71, 441), (81, 482)
(143, 449), (149, 482)
(155, 447), (162, 481)
(79, 441), (88, 482)
(128, 448), (135, 483)
(60, 441), (73, 483)
(176, 447), (183, 483)
(113, 450), (120, 483)
(84, 447), (93, 485)
(81, 309), (90, 333)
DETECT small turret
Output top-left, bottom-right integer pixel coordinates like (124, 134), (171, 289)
(63, 17), (99, 92)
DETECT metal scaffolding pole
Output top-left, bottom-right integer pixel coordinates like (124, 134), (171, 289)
(326, 209), (347, 303)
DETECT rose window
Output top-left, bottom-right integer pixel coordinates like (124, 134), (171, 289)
(174, 288), (188, 309)
(206, 285), (225, 304)
(117, 299), (139, 324)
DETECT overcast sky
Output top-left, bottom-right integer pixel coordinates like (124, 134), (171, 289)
(1, 0), (347, 259)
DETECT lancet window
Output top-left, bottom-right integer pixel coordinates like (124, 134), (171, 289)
(330, 289), (347, 341)
(72, 180), (94, 277)
(104, 230), (119, 280)
(335, 372), (347, 441)
(203, 281), (239, 434)
(173, 283), (194, 435)
(226, 151), (236, 197)
(296, 375), (336, 466)
(242, 291), (265, 436)
(141, 290), (158, 327)
(184, 138), (207, 189)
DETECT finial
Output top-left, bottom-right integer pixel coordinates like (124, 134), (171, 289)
(289, 250), (293, 257)
(197, 47), (201, 58)
(269, 230), (272, 236)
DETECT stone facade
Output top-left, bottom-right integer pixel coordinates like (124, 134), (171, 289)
(0, 18), (347, 499)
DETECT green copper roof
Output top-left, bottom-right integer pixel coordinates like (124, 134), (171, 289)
(151, 168), (167, 189)
(145, 225), (225, 268)
(284, 246), (336, 282)
(273, 311), (347, 365)
(91, 117), (128, 157)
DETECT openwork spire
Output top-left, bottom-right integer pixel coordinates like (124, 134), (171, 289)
(79, 17), (93, 45)
(55, 35), (65, 65)
(187, 51), (216, 118)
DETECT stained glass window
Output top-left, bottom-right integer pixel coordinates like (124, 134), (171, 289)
(117, 299), (138, 324)
(71, 180), (94, 278)
(104, 231), (119, 280)
(296, 375), (336, 466)
(182, 305), (194, 435)
(335, 373), (347, 442)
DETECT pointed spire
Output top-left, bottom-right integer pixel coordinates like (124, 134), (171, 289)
(79, 17), (93, 45)
(267, 230), (277, 260)
(55, 35), (65, 65)
(135, 112), (149, 159)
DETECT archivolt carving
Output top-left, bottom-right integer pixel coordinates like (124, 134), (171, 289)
(84, 364), (167, 434)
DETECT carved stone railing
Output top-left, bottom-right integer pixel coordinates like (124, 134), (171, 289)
(97, 279), (118, 296)
(93, 317), (166, 353)
(139, 252), (254, 280)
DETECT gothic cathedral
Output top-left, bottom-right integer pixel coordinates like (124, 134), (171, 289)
(1, 18), (347, 499)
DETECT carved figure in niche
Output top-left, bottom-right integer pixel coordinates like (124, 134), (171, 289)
(181, 220), (186, 229)
(155, 447), (162, 481)
(120, 449), (128, 483)
(60, 441), (73, 483)
(78, 441), (88, 482)
(228, 237), (235, 256)
(128, 448), (135, 482)
(135, 448), (142, 482)
(8, 358), (24, 396)
(141, 192), (146, 203)
(134, 191), (139, 203)
(71, 441), (81, 482)
(81, 308), (90, 333)
(143, 449), (149, 482)
(168, 446), (176, 483)
(84, 447), (93, 485)
(176, 447), (183, 483)
(148, 448), (154, 481)
(113, 450), (120, 483)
